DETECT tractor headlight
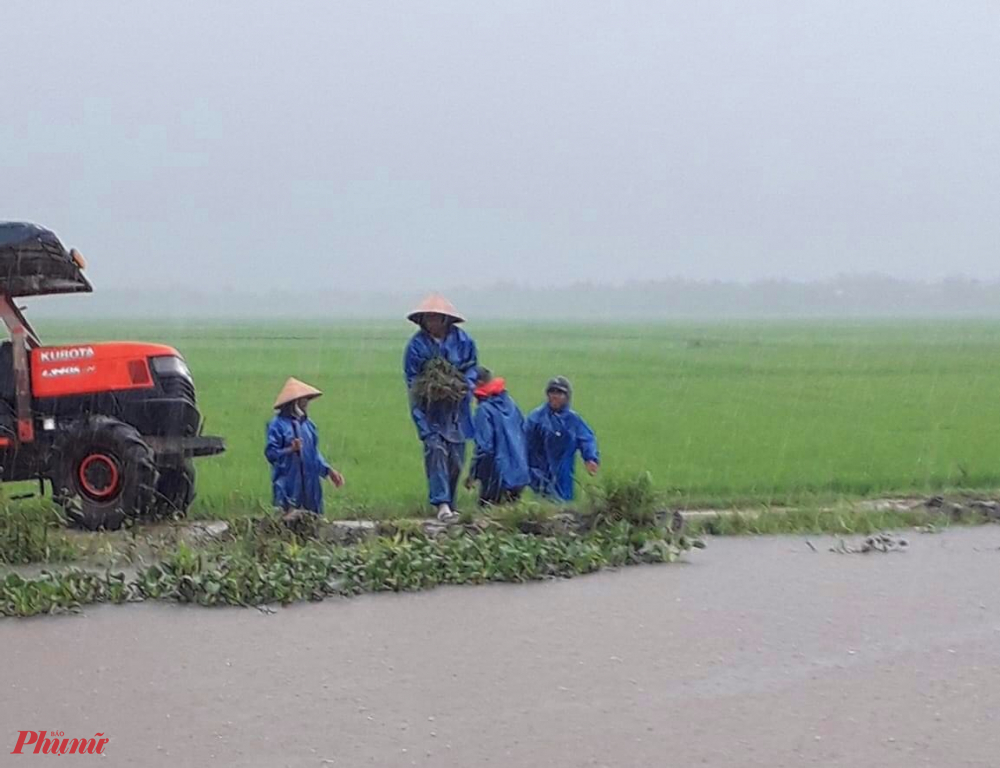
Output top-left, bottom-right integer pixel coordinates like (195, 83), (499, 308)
(151, 355), (192, 380)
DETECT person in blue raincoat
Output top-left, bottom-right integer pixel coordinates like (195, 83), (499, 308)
(403, 293), (479, 521)
(464, 367), (530, 506)
(525, 376), (600, 501)
(265, 377), (345, 515)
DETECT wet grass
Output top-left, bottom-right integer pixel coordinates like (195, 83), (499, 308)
(0, 502), (78, 565)
(26, 318), (1000, 519)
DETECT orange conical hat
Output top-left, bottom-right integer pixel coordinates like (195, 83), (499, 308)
(406, 293), (466, 324)
(273, 377), (323, 410)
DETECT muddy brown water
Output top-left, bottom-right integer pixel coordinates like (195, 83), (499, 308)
(3, 528), (1000, 767)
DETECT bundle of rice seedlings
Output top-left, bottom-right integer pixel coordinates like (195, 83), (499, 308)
(411, 357), (468, 406)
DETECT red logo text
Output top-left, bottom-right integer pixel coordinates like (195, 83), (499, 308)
(11, 731), (109, 756)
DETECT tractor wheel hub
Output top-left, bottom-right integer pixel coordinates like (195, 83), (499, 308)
(78, 454), (121, 500)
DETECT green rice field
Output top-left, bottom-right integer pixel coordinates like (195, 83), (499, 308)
(34, 319), (1000, 519)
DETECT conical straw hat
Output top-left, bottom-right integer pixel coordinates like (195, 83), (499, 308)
(406, 293), (465, 324)
(273, 377), (323, 409)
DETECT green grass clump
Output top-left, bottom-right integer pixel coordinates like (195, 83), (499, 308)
(0, 504), (78, 565)
(486, 499), (563, 533)
(588, 472), (658, 526)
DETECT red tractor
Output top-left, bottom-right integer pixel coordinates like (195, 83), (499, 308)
(0, 222), (225, 530)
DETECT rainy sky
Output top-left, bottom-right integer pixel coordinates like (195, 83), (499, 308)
(2, 1), (998, 294)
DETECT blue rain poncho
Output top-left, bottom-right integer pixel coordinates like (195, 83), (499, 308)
(471, 385), (530, 497)
(403, 325), (479, 443)
(525, 402), (599, 502)
(265, 413), (332, 514)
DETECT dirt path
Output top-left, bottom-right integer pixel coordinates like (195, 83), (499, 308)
(3, 528), (1000, 767)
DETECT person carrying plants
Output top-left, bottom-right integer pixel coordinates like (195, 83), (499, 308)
(525, 376), (600, 502)
(265, 377), (345, 516)
(465, 367), (530, 506)
(404, 294), (479, 521)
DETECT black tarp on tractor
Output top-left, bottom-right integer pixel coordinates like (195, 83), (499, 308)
(0, 222), (92, 297)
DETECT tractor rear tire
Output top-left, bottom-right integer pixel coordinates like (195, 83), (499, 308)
(153, 462), (196, 519)
(51, 417), (159, 531)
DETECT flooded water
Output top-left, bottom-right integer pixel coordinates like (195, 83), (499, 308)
(3, 528), (1000, 767)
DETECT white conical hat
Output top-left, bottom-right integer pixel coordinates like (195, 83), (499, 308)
(406, 293), (466, 324)
(273, 377), (323, 409)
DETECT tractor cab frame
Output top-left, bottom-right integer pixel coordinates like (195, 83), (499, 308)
(0, 295), (42, 445)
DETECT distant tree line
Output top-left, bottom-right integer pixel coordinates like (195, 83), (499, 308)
(28, 274), (1000, 321)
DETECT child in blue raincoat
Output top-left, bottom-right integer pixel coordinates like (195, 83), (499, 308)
(403, 294), (479, 522)
(265, 377), (344, 515)
(525, 376), (600, 501)
(465, 368), (530, 506)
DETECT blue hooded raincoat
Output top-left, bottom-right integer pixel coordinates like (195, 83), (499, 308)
(525, 401), (599, 502)
(471, 388), (530, 499)
(404, 326), (479, 442)
(404, 326), (479, 506)
(265, 413), (332, 514)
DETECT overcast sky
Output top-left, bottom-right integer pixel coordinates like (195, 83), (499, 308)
(2, 1), (998, 293)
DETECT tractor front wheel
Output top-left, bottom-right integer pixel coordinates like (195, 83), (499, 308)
(51, 418), (159, 531)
